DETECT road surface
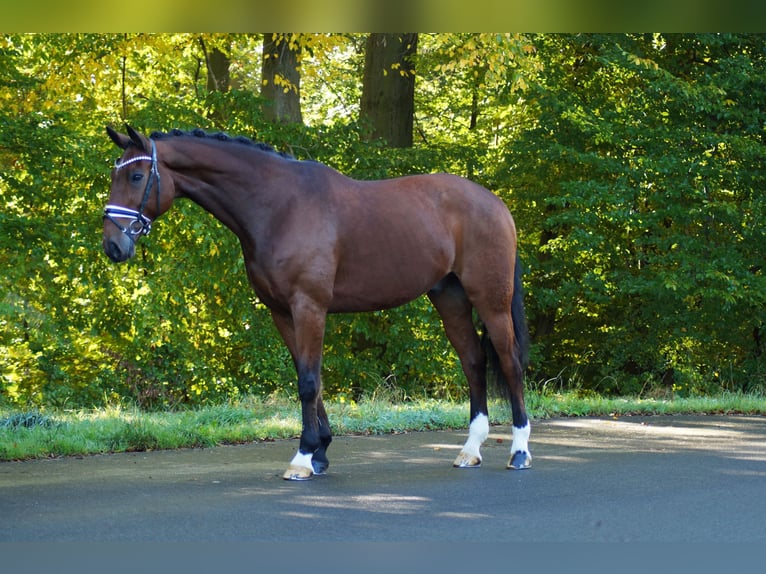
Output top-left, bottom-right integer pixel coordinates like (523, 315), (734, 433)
(2, 414), (765, 542)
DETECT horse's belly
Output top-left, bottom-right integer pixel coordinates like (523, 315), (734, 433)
(329, 253), (449, 313)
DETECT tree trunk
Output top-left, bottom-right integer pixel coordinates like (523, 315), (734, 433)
(261, 33), (303, 125)
(360, 33), (418, 148)
(204, 44), (230, 93)
(198, 37), (230, 126)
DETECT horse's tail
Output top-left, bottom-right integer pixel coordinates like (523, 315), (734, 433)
(483, 252), (529, 399)
(511, 252), (530, 370)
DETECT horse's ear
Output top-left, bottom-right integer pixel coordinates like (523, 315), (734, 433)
(126, 125), (150, 152)
(106, 126), (131, 150)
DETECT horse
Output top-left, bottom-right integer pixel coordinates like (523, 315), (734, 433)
(102, 126), (532, 481)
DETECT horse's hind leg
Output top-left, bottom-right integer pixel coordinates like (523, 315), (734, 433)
(480, 310), (532, 470)
(428, 274), (489, 468)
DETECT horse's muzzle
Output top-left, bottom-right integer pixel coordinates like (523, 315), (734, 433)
(103, 236), (135, 263)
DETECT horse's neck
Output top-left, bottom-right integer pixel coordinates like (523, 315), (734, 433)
(168, 142), (279, 241)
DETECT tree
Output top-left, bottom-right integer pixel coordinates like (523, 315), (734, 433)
(2, 33), (765, 409)
(507, 34), (766, 393)
(200, 40), (230, 93)
(261, 33), (303, 125)
(360, 33), (418, 147)
(197, 36), (231, 126)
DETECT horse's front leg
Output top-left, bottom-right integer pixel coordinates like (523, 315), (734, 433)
(283, 362), (323, 480)
(285, 402), (332, 478)
(310, 396), (332, 475)
(271, 304), (331, 481)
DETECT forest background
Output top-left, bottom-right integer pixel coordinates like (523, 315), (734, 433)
(1, 33), (765, 411)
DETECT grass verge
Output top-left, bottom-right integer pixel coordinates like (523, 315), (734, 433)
(1, 391), (764, 461)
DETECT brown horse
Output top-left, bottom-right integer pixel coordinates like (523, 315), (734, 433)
(102, 126), (531, 480)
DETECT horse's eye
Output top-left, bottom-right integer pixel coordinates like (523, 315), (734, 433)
(131, 172), (144, 183)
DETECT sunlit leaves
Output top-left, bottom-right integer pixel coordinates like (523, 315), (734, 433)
(2, 33), (765, 410)
(508, 33), (766, 393)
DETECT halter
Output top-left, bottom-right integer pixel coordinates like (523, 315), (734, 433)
(104, 139), (160, 239)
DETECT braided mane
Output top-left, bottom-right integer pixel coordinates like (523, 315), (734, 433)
(149, 128), (293, 158)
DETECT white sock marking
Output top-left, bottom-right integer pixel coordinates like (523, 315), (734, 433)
(510, 421), (531, 457)
(461, 414), (489, 460)
(289, 450), (313, 470)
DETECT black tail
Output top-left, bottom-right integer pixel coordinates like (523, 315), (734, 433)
(483, 252), (529, 399)
(511, 252), (530, 370)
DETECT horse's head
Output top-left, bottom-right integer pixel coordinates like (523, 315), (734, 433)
(102, 126), (173, 262)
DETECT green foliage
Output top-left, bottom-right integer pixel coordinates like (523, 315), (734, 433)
(2, 33), (765, 411)
(506, 34), (766, 393)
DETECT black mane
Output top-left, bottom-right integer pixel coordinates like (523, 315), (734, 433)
(149, 128), (293, 159)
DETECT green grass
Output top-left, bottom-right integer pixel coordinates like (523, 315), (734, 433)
(1, 391), (764, 461)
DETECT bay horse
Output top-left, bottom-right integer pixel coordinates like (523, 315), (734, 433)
(102, 126), (532, 480)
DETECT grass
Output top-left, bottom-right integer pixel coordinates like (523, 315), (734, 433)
(1, 391), (764, 461)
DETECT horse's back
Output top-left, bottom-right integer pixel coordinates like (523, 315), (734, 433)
(334, 171), (514, 239)
(323, 170), (516, 312)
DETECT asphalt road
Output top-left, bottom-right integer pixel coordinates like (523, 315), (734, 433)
(2, 414), (765, 542)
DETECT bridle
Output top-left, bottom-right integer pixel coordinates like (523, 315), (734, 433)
(103, 139), (160, 239)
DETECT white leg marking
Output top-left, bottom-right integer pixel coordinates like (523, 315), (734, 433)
(464, 414), (490, 457)
(290, 450), (314, 469)
(283, 450), (314, 480)
(454, 414), (489, 467)
(507, 421), (532, 469)
(510, 421), (531, 457)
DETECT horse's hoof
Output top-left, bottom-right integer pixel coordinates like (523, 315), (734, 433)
(312, 459), (329, 475)
(282, 465), (313, 481)
(507, 451), (532, 470)
(453, 450), (482, 468)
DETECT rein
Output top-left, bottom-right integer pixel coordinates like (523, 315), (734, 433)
(104, 139), (160, 239)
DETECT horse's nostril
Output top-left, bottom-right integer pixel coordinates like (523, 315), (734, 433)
(105, 240), (123, 262)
